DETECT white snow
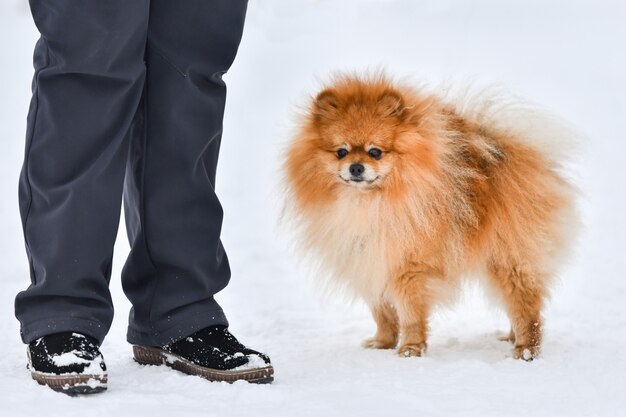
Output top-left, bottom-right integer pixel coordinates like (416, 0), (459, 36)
(231, 354), (269, 371)
(85, 378), (105, 390)
(50, 351), (91, 367)
(1, 0), (625, 416)
(48, 350), (105, 375)
(163, 353), (179, 365)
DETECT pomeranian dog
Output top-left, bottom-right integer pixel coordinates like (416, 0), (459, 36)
(283, 73), (578, 360)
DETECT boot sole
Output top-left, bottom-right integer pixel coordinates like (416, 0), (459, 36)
(30, 371), (108, 395)
(133, 345), (274, 384)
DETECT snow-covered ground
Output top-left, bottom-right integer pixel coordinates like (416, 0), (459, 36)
(1, 1), (625, 416)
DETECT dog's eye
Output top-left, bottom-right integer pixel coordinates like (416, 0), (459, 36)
(368, 148), (382, 160)
(337, 149), (349, 159)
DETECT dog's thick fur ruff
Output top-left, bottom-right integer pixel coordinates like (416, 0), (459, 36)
(283, 73), (579, 360)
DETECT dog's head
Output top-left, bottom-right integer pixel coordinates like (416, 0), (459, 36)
(310, 84), (409, 190)
(285, 74), (441, 211)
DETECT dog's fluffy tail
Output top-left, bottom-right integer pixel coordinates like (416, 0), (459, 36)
(442, 84), (582, 277)
(442, 84), (581, 172)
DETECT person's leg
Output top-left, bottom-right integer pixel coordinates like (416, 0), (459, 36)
(122, 0), (248, 347)
(15, 0), (150, 345)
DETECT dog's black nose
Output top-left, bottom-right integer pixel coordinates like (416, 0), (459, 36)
(349, 163), (365, 177)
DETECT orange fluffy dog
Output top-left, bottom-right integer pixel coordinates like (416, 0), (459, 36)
(283, 73), (578, 360)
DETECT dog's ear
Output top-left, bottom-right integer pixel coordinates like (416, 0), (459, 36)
(379, 90), (405, 119)
(313, 88), (340, 120)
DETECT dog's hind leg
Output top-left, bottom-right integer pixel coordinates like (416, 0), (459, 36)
(362, 301), (399, 349)
(488, 262), (546, 360)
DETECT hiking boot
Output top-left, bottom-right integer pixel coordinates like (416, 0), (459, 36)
(133, 325), (273, 384)
(27, 332), (107, 394)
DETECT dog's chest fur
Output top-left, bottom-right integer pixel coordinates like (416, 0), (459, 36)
(305, 193), (403, 303)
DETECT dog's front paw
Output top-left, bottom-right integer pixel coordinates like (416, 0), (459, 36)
(362, 337), (396, 350)
(512, 345), (540, 361)
(397, 342), (427, 357)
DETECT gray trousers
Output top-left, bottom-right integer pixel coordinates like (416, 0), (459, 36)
(15, 0), (248, 346)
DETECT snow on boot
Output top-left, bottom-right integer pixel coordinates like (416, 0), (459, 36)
(133, 325), (273, 384)
(27, 332), (107, 394)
